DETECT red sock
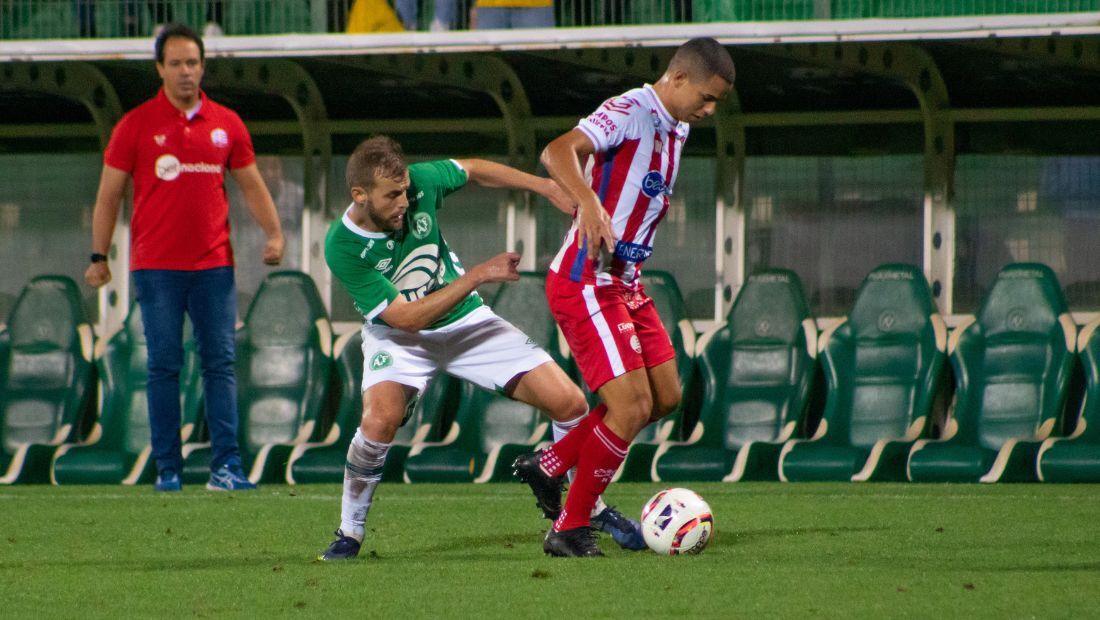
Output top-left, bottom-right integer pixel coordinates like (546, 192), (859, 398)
(554, 418), (629, 531)
(539, 403), (606, 477)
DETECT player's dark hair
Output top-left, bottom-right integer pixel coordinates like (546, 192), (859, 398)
(670, 37), (735, 85)
(155, 23), (204, 65)
(347, 135), (407, 193)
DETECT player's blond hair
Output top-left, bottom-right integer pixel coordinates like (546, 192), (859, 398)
(346, 135), (407, 192)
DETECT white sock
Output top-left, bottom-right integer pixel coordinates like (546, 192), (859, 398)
(552, 413), (608, 518)
(591, 497), (608, 518)
(339, 430), (390, 541)
(552, 414), (584, 482)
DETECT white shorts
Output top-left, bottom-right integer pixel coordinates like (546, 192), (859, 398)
(359, 305), (554, 395)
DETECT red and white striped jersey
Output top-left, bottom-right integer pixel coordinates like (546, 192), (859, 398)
(549, 84), (689, 288)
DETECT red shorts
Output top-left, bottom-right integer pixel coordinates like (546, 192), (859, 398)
(546, 272), (676, 393)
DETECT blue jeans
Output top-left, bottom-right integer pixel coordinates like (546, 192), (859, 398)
(396, 0), (457, 30)
(475, 6), (554, 29)
(133, 267), (241, 475)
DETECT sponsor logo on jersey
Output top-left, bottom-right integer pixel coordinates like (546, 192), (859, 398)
(613, 240), (653, 262)
(587, 111), (619, 139)
(392, 244), (445, 301)
(368, 351), (393, 371)
(641, 171), (668, 198)
(154, 134), (166, 146)
(630, 335), (642, 353)
(617, 322), (635, 334)
(386, 240), (394, 250)
(411, 212), (433, 240)
(154, 154), (223, 181)
(210, 128), (228, 148)
(375, 258), (392, 272)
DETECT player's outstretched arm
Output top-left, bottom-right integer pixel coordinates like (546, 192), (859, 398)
(230, 163), (285, 266)
(378, 251), (521, 333)
(540, 130), (615, 256)
(84, 165), (130, 289)
(455, 158), (575, 215)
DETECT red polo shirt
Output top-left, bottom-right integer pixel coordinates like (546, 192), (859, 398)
(104, 88), (255, 271)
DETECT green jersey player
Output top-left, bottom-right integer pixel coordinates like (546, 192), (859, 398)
(318, 135), (590, 560)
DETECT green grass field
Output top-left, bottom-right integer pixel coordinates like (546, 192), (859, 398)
(2, 482), (1098, 618)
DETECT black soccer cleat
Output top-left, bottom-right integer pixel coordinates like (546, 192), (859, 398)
(318, 530), (361, 561)
(543, 527), (605, 558)
(512, 451), (564, 520)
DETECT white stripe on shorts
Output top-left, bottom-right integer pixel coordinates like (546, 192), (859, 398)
(582, 284), (625, 377)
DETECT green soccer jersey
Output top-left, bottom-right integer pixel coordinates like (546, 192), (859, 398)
(324, 159), (483, 330)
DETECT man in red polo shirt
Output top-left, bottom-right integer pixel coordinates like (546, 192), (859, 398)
(85, 23), (284, 492)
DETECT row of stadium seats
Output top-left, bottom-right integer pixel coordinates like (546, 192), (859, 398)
(4, 261), (1100, 485)
(0, 267), (689, 486)
(656, 262), (1100, 484)
(0, 271), (334, 485)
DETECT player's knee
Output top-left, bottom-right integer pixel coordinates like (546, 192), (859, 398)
(621, 392), (654, 426)
(548, 385), (588, 423)
(360, 410), (400, 443)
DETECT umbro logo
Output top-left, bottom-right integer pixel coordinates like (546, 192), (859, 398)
(376, 258), (392, 271)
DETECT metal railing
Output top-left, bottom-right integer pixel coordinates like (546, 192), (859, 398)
(2, 0), (1098, 39)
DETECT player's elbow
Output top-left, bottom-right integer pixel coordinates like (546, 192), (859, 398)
(378, 306), (427, 333)
(539, 142), (558, 173)
(387, 315), (427, 333)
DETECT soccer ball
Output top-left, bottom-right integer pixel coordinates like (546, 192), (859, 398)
(640, 487), (714, 555)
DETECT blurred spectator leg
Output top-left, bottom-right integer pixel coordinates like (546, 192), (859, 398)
(396, 0), (418, 30)
(149, 0), (172, 36)
(76, 0), (96, 37)
(122, 0), (140, 36)
(510, 4), (552, 27)
(432, 0), (457, 30)
(204, 1), (224, 36)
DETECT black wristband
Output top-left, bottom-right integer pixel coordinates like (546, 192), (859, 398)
(90, 253), (108, 264)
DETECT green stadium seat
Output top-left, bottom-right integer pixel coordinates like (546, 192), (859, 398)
(0, 276), (96, 484)
(52, 305), (203, 485)
(403, 275), (559, 483)
(183, 271), (333, 484)
(908, 263), (1076, 483)
(610, 270), (695, 482)
(489, 271), (569, 366)
(1036, 316), (1100, 482)
(286, 330), (454, 484)
(778, 264), (947, 482)
(653, 269), (816, 482)
(403, 378), (550, 483)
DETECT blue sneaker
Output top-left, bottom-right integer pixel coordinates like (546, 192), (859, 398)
(206, 464), (257, 491)
(154, 470), (181, 492)
(591, 505), (647, 551)
(318, 530), (362, 561)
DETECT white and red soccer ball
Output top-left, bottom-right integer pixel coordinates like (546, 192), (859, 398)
(640, 487), (714, 555)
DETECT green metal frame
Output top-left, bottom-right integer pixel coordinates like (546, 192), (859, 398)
(0, 61), (128, 334)
(203, 58), (333, 307)
(758, 42), (955, 314)
(323, 53), (538, 268)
